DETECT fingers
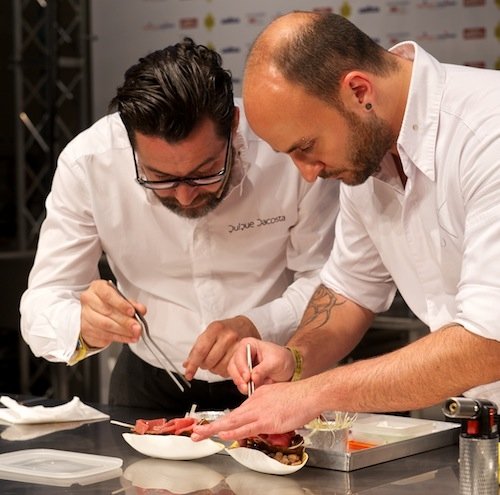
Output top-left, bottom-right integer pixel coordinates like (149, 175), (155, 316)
(191, 399), (257, 441)
(183, 320), (240, 380)
(191, 386), (284, 441)
(80, 280), (143, 347)
(183, 330), (216, 380)
(228, 337), (273, 388)
(192, 418), (256, 442)
(227, 343), (252, 393)
(192, 381), (317, 443)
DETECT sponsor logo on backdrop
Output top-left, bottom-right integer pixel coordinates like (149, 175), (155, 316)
(221, 46), (241, 54)
(463, 26), (486, 39)
(387, 32), (412, 44)
(496, 22), (500, 40)
(180, 17), (198, 29)
(313, 7), (334, 13)
(417, 0), (457, 7)
(246, 12), (267, 25)
(437, 31), (457, 40)
(220, 16), (241, 25)
(359, 5), (381, 13)
(205, 13), (215, 31)
(388, 5), (409, 13)
(464, 0), (485, 6)
(340, 1), (353, 17)
(417, 30), (457, 41)
(144, 21), (175, 30)
(387, 1), (411, 14)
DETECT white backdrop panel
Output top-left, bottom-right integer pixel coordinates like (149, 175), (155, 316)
(90, 0), (500, 119)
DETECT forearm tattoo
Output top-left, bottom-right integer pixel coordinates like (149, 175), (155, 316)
(301, 284), (345, 330)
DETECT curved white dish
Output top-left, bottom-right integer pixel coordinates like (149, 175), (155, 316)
(225, 446), (308, 475)
(122, 433), (224, 460)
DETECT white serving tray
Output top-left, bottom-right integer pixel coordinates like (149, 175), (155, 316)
(0, 448), (123, 486)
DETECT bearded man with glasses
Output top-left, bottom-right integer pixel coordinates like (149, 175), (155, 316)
(20, 38), (339, 411)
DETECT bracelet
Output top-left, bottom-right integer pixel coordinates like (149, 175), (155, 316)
(286, 346), (303, 382)
(68, 334), (101, 366)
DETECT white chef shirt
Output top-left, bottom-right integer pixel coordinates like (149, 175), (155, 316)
(320, 42), (500, 403)
(20, 99), (339, 382)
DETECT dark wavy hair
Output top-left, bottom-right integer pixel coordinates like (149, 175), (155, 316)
(110, 38), (234, 144)
(250, 12), (397, 107)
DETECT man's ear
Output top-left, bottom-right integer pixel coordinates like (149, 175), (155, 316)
(341, 71), (373, 111)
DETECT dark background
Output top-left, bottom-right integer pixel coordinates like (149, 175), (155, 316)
(0, 1), (98, 400)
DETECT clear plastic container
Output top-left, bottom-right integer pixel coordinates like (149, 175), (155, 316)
(0, 448), (123, 486)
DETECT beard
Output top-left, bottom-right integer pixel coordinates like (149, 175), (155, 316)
(323, 108), (396, 186)
(154, 173), (232, 219)
(157, 192), (222, 219)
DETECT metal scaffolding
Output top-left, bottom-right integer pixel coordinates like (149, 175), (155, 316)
(11, 0), (98, 401)
(13, 0), (90, 251)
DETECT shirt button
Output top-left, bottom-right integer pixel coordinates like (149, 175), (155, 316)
(412, 124), (419, 131)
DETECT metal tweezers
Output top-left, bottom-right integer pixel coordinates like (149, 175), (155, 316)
(108, 280), (191, 392)
(246, 343), (255, 396)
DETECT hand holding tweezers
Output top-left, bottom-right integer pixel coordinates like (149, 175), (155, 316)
(107, 280), (191, 392)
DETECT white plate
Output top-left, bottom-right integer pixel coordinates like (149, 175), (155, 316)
(122, 433), (224, 460)
(0, 449), (122, 487)
(225, 446), (308, 475)
(122, 458), (224, 492)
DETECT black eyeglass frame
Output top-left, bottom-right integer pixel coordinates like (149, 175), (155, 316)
(132, 133), (233, 190)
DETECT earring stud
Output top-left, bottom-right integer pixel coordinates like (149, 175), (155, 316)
(365, 103), (373, 111)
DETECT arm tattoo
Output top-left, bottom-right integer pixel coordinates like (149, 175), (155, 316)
(301, 284), (345, 330)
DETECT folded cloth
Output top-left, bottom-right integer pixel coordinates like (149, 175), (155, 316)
(0, 396), (109, 424)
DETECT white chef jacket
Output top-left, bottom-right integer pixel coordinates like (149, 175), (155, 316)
(320, 42), (500, 404)
(20, 99), (339, 382)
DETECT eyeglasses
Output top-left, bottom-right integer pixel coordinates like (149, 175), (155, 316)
(133, 134), (232, 190)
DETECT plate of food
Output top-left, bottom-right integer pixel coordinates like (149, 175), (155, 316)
(226, 431), (308, 475)
(121, 417), (225, 461)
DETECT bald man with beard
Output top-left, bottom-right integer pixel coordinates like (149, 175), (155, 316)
(193, 11), (500, 442)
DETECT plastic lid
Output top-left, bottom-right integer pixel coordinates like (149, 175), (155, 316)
(0, 449), (123, 487)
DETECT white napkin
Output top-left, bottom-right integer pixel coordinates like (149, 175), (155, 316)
(0, 396), (109, 424)
(1, 421), (89, 441)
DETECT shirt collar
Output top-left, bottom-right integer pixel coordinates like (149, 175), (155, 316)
(227, 127), (251, 196)
(390, 41), (446, 183)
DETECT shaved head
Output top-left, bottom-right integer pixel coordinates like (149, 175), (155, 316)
(244, 11), (396, 107)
